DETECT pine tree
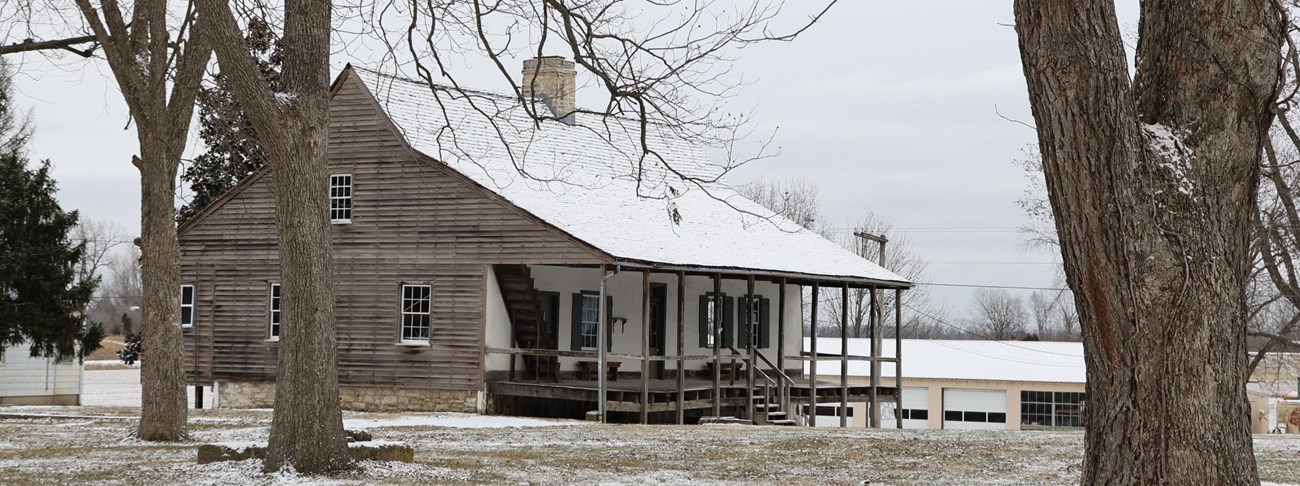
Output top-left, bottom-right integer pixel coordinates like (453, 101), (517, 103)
(0, 139), (103, 360)
(177, 19), (282, 223)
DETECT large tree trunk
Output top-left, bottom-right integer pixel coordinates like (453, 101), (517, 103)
(196, 0), (351, 473)
(1014, 1), (1283, 484)
(135, 151), (186, 440)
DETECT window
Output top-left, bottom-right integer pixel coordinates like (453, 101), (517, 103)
(900, 409), (929, 420)
(180, 285), (195, 327)
(1021, 391), (1086, 429)
(703, 298), (716, 348)
(400, 284), (431, 343)
(944, 410), (1005, 423)
(268, 283), (281, 340)
(329, 174), (353, 223)
(805, 405), (854, 417)
(579, 294), (601, 350)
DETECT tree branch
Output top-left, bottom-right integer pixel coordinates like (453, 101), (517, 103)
(0, 35), (98, 57)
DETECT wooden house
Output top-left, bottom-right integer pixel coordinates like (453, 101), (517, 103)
(178, 57), (912, 425)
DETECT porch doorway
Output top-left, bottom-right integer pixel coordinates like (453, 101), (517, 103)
(649, 284), (667, 379)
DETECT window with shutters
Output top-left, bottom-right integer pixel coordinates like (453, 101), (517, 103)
(703, 298), (716, 348)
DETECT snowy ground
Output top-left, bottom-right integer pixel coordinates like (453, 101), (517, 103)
(1, 370), (1299, 485)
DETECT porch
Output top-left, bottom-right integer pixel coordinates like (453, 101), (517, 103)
(485, 263), (909, 427)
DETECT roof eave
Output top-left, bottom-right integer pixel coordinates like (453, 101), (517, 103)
(609, 258), (914, 289)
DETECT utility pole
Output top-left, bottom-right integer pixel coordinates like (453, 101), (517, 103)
(854, 231), (888, 428)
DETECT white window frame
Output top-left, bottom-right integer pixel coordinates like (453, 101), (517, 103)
(400, 284), (431, 345)
(743, 296), (761, 347)
(268, 283), (281, 341)
(329, 173), (353, 223)
(180, 284), (195, 328)
(580, 294), (601, 350)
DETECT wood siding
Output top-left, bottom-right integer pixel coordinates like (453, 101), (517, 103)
(180, 71), (604, 391)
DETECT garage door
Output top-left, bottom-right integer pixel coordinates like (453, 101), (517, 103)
(943, 388), (1007, 430)
(900, 387), (930, 429)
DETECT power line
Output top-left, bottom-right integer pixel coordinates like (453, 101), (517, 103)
(914, 281), (1069, 291)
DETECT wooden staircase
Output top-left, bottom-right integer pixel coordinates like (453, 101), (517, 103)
(751, 385), (797, 426)
(493, 264), (557, 381)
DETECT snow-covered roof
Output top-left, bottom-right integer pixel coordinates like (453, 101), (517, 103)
(805, 338), (1085, 384)
(349, 67), (909, 286)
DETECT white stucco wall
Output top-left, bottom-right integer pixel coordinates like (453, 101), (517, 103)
(0, 343), (83, 400)
(487, 265), (804, 373)
(483, 267), (513, 371)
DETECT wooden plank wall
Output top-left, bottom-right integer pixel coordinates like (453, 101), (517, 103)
(181, 72), (602, 392)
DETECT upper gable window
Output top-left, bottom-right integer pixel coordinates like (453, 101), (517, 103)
(329, 174), (353, 223)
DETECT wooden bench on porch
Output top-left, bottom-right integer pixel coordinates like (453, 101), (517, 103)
(577, 360), (621, 381)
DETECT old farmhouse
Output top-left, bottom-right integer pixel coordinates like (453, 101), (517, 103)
(177, 57), (912, 425)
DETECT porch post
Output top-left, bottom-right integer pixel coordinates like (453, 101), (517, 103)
(746, 275), (756, 423)
(676, 271), (686, 424)
(712, 273), (722, 417)
(840, 282), (849, 428)
(597, 264), (609, 423)
(895, 288), (904, 429)
(777, 278), (787, 415)
(870, 286), (881, 428)
(640, 270), (650, 424)
(809, 282), (819, 427)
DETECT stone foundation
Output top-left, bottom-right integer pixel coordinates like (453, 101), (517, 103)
(217, 381), (478, 413)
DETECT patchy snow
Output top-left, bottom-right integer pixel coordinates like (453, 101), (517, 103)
(80, 368), (213, 409)
(352, 68), (909, 286)
(1142, 123), (1196, 197)
(343, 413), (582, 429)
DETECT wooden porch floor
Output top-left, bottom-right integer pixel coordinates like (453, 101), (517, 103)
(490, 377), (897, 414)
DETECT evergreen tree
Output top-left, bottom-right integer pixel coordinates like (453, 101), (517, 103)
(176, 19), (282, 223)
(0, 138), (103, 360)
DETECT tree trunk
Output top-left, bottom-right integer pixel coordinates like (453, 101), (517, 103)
(1014, 1), (1283, 484)
(135, 151), (186, 441)
(195, 0), (351, 473)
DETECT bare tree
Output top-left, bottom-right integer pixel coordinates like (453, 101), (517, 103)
(88, 246), (142, 336)
(1, 0), (212, 441)
(72, 218), (126, 286)
(968, 288), (1026, 340)
(1014, 1), (1282, 483)
(739, 177), (822, 230)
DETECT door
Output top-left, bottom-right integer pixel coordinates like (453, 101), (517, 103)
(649, 284), (668, 379)
(900, 387), (930, 429)
(942, 388), (1008, 430)
(538, 292), (560, 349)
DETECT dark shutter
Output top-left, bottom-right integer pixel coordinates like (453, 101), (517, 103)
(759, 297), (771, 348)
(698, 295), (710, 348)
(605, 296), (614, 351)
(721, 296), (735, 349)
(570, 293), (584, 351)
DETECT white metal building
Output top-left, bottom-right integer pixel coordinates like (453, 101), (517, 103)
(0, 344), (83, 406)
(807, 338), (1085, 431)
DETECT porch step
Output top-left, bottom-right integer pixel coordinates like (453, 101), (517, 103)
(768, 419), (797, 426)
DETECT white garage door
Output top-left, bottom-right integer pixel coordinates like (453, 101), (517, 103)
(900, 387), (930, 429)
(943, 388), (1008, 430)
(808, 403), (856, 427)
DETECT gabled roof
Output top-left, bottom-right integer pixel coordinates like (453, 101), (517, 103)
(350, 67), (909, 287)
(806, 338), (1086, 384)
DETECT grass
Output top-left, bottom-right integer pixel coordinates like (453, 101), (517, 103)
(1, 409), (1298, 485)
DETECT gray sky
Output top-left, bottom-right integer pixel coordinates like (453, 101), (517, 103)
(7, 1), (1140, 320)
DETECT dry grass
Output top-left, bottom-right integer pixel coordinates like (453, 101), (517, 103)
(1, 409), (1299, 485)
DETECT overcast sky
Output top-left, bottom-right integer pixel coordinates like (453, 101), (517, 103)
(7, 1), (1140, 321)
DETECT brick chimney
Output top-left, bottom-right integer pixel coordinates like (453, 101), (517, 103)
(522, 56), (576, 120)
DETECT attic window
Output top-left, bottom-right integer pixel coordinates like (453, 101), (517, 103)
(180, 284), (195, 328)
(329, 174), (353, 223)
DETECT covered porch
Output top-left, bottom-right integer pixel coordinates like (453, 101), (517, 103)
(484, 263), (909, 427)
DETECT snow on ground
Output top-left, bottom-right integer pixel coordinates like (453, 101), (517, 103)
(2, 369), (1298, 484)
(81, 368), (214, 409)
(343, 414), (580, 429)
